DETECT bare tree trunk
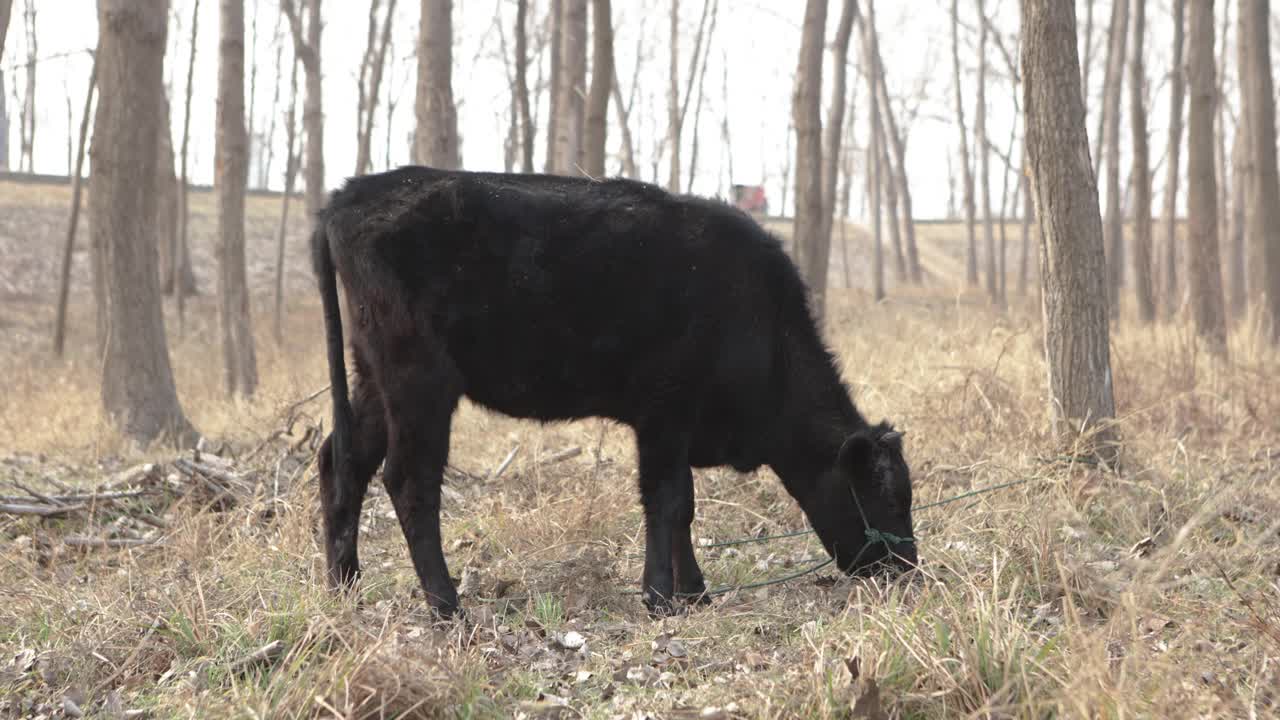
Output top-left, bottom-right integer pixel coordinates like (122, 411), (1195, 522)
(976, 0), (999, 306)
(1229, 119), (1248, 317)
(18, 0), (34, 172)
(53, 55), (97, 357)
(1240, 0), (1280, 341)
(951, 0), (978, 286)
(1081, 0), (1094, 115)
(611, 67), (637, 177)
(355, 0), (395, 175)
(582, 0), (613, 177)
(275, 56), (300, 343)
(1214, 1), (1230, 316)
(544, 0), (562, 173)
(1021, 0), (1116, 455)
(792, 0), (829, 317)
(174, 0), (202, 335)
(1018, 174), (1033, 296)
(515, 0), (534, 172)
(1102, 0), (1129, 319)
(0, 72), (8, 171)
(0, 0), (12, 62)
(1187, 0), (1228, 350)
(216, 0), (259, 398)
(666, 0), (680, 190)
(551, 0), (586, 174)
(414, 0), (459, 168)
(155, 93), (181, 296)
(246, 0), (259, 186)
(1129, 0), (1155, 323)
(685, 0), (718, 193)
(259, 13), (284, 186)
(91, 0), (197, 447)
(1163, 0), (1185, 318)
(820, 0), (857, 273)
(282, 0), (324, 215)
(871, 41), (922, 285)
(865, 0), (884, 302)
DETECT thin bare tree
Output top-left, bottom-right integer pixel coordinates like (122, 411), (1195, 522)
(1239, 0), (1280, 341)
(792, 0), (830, 316)
(685, 0), (719, 193)
(216, 0), (259, 397)
(865, 0), (884, 301)
(951, 0), (978, 286)
(544, 0), (562, 172)
(91, 0), (197, 447)
(665, 0), (712, 191)
(0, 0), (12, 61)
(174, 0), (202, 334)
(53, 54), (96, 357)
(414, 0), (459, 168)
(1101, 0), (1129, 318)
(820, 0), (858, 274)
(281, 0), (324, 215)
(515, 0), (534, 172)
(17, 0), (34, 172)
(1021, 0), (1116, 456)
(976, 0), (998, 305)
(582, 0), (613, 177)
(1129, 0), (1155, 323)
(551, 0), (586, 173)
(1162, 0), (1185, 316)
(274, 56), (300, 343)
(871, 28), (922, 285)
(1187, 0), (1227, 349)
(356, 0), (396, 175)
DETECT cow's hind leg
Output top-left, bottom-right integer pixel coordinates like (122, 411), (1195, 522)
(670, 467), (710, 604)
(636, 424), (695, 617)
(319, 374), (387, 590)
(378, 350), (463, 618)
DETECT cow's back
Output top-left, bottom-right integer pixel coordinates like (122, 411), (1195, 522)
(322, 167), (809, 442)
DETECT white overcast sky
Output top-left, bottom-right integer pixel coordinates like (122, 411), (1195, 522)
(2, 0), (1221, 220)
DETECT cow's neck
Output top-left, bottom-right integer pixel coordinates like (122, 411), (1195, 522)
(767, 329), (867, 503)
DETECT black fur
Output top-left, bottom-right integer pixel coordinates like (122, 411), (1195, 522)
(312, 166), (916, 617)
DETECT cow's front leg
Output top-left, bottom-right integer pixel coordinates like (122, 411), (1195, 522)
(669, 466), (709, 604)
(636, 426), (694, 617)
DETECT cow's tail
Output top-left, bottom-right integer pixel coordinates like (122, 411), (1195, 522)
(313, 216), (354, 494)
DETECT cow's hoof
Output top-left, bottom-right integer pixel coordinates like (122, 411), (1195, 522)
(643, 591), (680, 619)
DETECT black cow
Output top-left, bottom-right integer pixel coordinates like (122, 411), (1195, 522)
(312, 166), (916, 618)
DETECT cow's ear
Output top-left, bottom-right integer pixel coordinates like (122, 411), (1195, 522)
(838, 433), (876, 473)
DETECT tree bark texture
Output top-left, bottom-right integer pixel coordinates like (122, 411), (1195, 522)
(1239, 0), (1280, 341)
(1188, 0), (1228, 349)
(1162, 0), (1185, 317)
(820, 0), (857, 273)
(792, 0), (829, 316)
(1020, 0), (1116, 452)
(976, 0), (999, 305)
(90, 0), (196, 447)
(282, 0), (324, 215)
(217, 0), (259, 397)
(582, 0), (612, 177)
(414, 0), (459, 168)
(550, 0), (585, 174)
(952, 0), (978, 286)
(53, 55), (96, 357)
(515, 0), (534, 172)
(1129, 0), (1155, 323)
(1102, 0), (1129, 319)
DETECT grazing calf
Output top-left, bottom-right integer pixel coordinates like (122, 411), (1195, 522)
(313, 166), (916, 618)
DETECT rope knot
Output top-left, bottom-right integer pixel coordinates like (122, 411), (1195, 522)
(864, 527), (914, 546)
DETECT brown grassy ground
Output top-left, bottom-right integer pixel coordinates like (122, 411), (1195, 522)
(1, 179), (1278, 718)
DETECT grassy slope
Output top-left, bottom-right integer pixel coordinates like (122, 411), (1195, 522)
(1, 180), (1278, 718)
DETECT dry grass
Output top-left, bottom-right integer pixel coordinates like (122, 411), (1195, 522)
(1, 183), (1278, 717)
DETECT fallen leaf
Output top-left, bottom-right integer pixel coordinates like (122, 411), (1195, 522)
(1129, 536), (1156, 557)
(665, 638), (688, 659)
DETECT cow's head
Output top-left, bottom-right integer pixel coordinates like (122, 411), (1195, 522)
(803, 422), (917, 577)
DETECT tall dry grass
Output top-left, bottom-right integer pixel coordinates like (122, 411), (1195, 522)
(1, 278), (1278, 717)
